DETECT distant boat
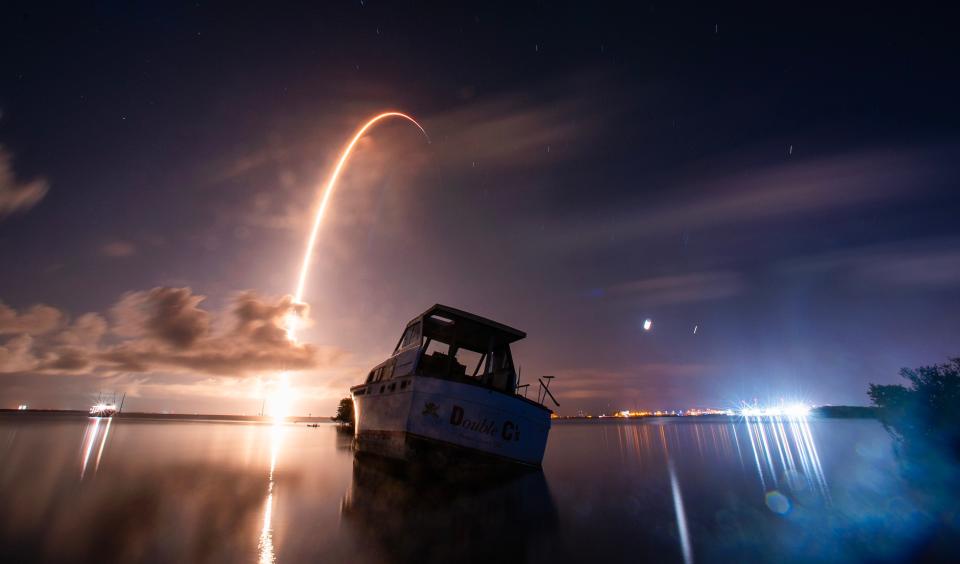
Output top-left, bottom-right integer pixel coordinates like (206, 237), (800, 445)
(89, 392), (124, 418)
(351, 304), (557, 467)
(89, 402), (117, 418)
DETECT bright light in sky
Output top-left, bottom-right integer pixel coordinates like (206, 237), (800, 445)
(264, 374), (293, 422)
(643, 318), (653, 331)
(283, 311), (300, 342)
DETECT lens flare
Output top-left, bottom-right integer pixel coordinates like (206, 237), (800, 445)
(291, 111), (429, 320)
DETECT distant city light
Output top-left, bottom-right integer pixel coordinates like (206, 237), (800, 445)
(643, 318), (653, 331)
(17, 404), (28, 411)
(554, 403), (814, 420)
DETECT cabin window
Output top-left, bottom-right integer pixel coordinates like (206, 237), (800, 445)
(420, 339), (452, 377)
(398, 322), (422, 350)
(382, 363), (395, 380)
(456, 348), (484, 379)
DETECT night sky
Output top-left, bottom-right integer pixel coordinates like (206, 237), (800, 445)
(1, 2), (958, 415)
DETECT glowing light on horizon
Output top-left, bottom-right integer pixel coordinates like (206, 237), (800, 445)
(643, 318), (653, 331)
(89, 402), (117, 416)
(739, 402), (811, 418)
(263, 373), (294, 422)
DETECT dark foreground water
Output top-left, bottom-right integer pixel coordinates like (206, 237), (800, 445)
(0, 414), (948, 563)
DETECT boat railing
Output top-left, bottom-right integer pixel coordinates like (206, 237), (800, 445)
(537, 376), (560, 407)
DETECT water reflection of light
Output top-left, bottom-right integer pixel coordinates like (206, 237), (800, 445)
(94, 417), (112, 471)
(667, 459), (693, 564)
(606, 417), (832, 516)
(653, 425), (694, 564)
(80, 417), (104, 478)
(743, 414), (830, 503)
(258, 423), (285, 564)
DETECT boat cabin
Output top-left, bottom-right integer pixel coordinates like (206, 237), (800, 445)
(364, 304), (525, 395)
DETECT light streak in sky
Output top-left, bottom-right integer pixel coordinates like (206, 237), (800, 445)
(290, 111), (429, 330)
(272, 112), (427, 418)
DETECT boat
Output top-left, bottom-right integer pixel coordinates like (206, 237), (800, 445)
(89, 392), (124, 418)
(350, 304), (557, 467)
(89, 402), (117, 417)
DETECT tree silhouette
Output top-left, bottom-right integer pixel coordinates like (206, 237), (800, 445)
(869, 357), (960, 458)
(332, 397), (354, 426)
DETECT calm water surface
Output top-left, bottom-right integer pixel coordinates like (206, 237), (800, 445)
(0, 414), (937, 563)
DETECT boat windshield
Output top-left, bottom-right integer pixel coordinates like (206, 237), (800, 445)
(417, 313), (518, 393)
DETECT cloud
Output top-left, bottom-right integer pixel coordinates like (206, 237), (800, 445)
(549, 364), (711, 407)
(100, 241), (137, 258)
(606, 270), (743, 306)
(0, 147), (48, 218)
(0, 334), (38, 373)
(111, 288), (211, 348)
(538, 148), (941, 252)
(423, 83), (606, 171)
(781, 239), (960, 289)
(57, 313), (107, 348)
(0, 288), (342, 377)
(0, 301), (63, 335)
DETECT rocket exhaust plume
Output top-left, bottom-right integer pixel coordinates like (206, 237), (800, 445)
(288, 112), (428, 340)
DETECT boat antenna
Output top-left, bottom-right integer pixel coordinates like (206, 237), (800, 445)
(119, 393), (126, 414)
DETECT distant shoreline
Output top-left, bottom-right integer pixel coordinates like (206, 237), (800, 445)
(553, 406), (877, 420)
(1, 405), (876, 422)
(0, 409), (332, 424)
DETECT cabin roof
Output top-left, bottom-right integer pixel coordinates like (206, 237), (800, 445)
(413, 304), (526, 344)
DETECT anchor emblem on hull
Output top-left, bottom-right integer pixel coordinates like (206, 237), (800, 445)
(422, 402), (440, 419)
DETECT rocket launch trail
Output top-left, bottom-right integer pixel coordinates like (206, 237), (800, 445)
(289, 112), (428, 339)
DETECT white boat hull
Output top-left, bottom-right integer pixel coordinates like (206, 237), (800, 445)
(352, 377), (551, 467)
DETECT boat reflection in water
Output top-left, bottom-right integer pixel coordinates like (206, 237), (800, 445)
(341, 452), (557, 563)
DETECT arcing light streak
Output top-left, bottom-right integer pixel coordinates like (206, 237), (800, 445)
(292, 112), (429, 311)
